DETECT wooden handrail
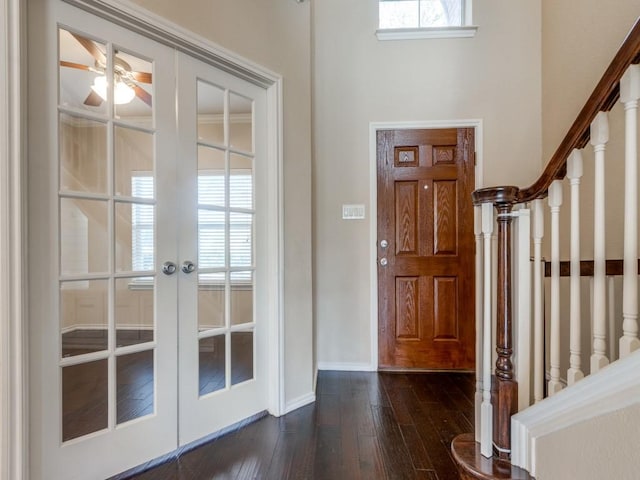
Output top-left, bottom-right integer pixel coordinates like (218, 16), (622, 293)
(472, 17), (640, 206)
(519, 17), (640, 202)
(543, 259), (640, 277)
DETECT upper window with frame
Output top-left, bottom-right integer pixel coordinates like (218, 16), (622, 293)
(377, 0), (477, 40)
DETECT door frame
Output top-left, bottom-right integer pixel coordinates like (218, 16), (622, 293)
(369, 120), (484, 371)
(2, 0), (285, 475)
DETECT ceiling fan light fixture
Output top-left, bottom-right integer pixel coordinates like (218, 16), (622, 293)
(91, 75), (136, 105)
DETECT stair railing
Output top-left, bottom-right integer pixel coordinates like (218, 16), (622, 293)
(469, 17), (640, 465)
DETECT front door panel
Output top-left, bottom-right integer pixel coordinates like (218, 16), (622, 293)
(377, 128), (475, 370)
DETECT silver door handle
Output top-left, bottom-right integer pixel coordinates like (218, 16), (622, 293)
(379, 258), (388, 267)
(380, 239), (389, 249)
(162, 261), (177, 275)
(181, 260), (197, 274)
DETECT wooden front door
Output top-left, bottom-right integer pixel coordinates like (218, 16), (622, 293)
(377, 128), (475, 370)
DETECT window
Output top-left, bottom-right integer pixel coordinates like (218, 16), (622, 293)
(131, 172), (253, 280)
(377, 0), (477, 40)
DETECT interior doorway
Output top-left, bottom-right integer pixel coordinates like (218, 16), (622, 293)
(27, 2), (281, 478)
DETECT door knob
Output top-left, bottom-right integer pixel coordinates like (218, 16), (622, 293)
(181, 260), (197, 274)
(162, 261), (177, 275)
(379, 258), (388, 267)
(380, 239), (389, 249)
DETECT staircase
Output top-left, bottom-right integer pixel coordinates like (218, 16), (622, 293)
(452, 17), (640, 480)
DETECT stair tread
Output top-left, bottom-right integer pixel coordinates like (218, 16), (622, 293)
(451, 433), (533, 480)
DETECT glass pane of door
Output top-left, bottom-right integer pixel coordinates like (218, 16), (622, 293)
(58, 27), (161, 442)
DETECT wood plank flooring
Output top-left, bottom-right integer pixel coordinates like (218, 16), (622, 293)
(122, 370), (473, 480)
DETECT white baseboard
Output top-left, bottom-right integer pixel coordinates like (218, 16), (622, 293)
(284, 392), (316, 414)
(317, 362), (376, 372)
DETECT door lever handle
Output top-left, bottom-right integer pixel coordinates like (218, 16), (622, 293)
(181, 260), (197, 274)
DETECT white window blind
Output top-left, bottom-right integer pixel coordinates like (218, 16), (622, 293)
(131, 176), (154, 272)
(131, 172), (253, 278)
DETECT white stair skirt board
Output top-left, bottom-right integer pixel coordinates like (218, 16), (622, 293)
(511, 350), (640, 477)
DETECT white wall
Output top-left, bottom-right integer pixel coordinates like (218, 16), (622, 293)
(313, 0), (542, 368)
(535, 401), (640, 479)
(129, 0), (314, 407)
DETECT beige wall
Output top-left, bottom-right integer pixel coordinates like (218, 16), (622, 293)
(535, 402), (640, 480)
(130, 0), (314, 405)
(542, 0), (639, 161)
(313, 0), (542, 367)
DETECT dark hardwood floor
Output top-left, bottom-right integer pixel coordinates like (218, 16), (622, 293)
(122, 370), (473, 480)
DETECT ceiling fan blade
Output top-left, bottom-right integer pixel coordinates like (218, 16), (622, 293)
(71, 32), (106, 66)
(130, 71), (152, 84)
(133, 85), (152, 107)
(84, 90), (103, 107)
(59, 60), (92, 71)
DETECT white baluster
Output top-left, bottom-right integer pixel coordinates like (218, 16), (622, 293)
(515, 208), (531, 411)
(532, 199), (544, 403)
(548, 180), (563, 395)
(480, 202), (493, 458)
(620, 64), (640, 357)
(567, 150), (584, 385)
(590, 111), (610, 373)
(608, 276), (616, 361)
(474, 206), (483, 443)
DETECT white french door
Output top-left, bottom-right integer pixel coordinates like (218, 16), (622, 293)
(176, 52), (268, 445)
(28, 2), (271, 479)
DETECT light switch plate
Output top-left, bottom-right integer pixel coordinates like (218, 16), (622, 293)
(342, 204), (365, 220)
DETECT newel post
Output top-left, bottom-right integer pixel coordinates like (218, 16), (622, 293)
(472, 186), (519, 459)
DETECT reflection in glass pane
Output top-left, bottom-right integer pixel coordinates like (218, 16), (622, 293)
(231, 331), (253, 385)
(116, 201), (155, 273)
(60, 279), (108, 358)
(198, 273), (225, 332)
(197, 81), (225, 145)
(59, 28), (107, 114)
(229, 154), (253, 210)
(420, 0), (461, 27)
(60, 198), (108, 275)
(114, 49), (153, 127)
(230, 212), (253, 267)
(59, 114), (108, 194)
(62, 359), (108, 441)
(198, 209), (225, 268)
(117, 350), (154, 424)
(231, 271), (253, 326)
(116, 277), (154, 347)
(199, 335), (226, 396)
(198, 147), (226, 207)
(115, 127), (154, 197)
(229, 93), (253, 153)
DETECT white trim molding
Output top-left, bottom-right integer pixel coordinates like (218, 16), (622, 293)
(317, 362), (377, 372)
(376, 26), (478, 41)
(511, 350), (640, 477)
(1, 0), (27, 478)
(368, 120), (483, 371)
(284, 392), (316, 415)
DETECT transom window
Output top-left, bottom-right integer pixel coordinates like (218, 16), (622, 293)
(377, 0), (476, 40)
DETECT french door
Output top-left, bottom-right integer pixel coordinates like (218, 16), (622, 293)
(28, 2), (270, 479)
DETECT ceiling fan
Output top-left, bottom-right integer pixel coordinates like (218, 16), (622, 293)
(60, 32), (153, 107)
